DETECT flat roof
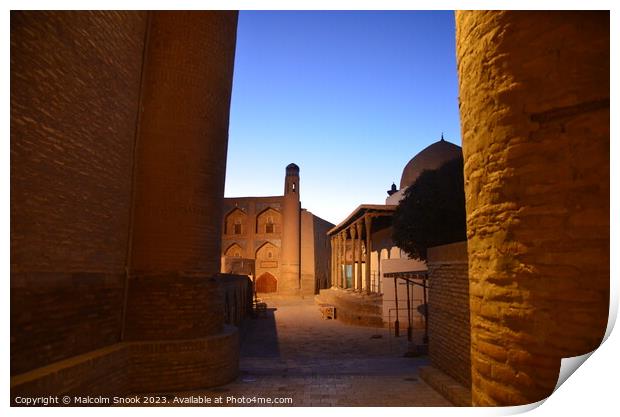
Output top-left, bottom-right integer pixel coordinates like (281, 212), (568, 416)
(327, 204), (397, 235)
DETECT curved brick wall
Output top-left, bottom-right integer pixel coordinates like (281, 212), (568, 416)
(130, 11), (237, 275)
(11, 11), (242, 395)
(11, 11), (148, 374)
(125, 11), (237, 340)
(456, 11), (609, 405)
(124, 11), (240, 388)
(123, 275), (225, 340)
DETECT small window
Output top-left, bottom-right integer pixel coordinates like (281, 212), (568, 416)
(234, 220), (241, 235)
(266, 216), (274, 234)
(268, 251), (273, 259)
(292, 182), (296, 192)
(234, 251), (240, 258)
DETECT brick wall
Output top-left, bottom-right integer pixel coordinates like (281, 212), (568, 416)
(130, 11), (237, 276)
(312, 213), (334, 293)
(427, 241), (471, 388)
(11, 11), (241, 394)
(11, 11), (147, 273)
(10, 11), (148, 374)
(127, 328), (240, 393)
(300, 210), (315, 296)
(11, 273), (125, 374)
(11, 344), (130, 399)
(123, 275), (225, 340)
(12, 329), (240, 400)
(456, 11), (609, 405)
(220, 273), (254, 325)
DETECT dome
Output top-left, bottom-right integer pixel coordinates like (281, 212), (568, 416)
(399, 137), (462, 189)
(286, 163), (300, 176)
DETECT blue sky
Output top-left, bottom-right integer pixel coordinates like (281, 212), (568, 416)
(225, 10), (461, 225)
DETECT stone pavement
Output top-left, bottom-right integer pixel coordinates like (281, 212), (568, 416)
(172, 296), (450, 407)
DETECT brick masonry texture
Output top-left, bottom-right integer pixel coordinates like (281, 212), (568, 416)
(11, 11), (244, 395)
(11, 10), (148, 374)
(123, 275), (225, 340)
(456, 11), (609, 406)
(11, 11), (147, 272)
(220, 274), (254, 326)
(130, 11), (238, 275)
(11, 326), (239, 401)
(128, 327), (239, 393)
(11, 272), (124, 375)
(427, 242), (471, 389)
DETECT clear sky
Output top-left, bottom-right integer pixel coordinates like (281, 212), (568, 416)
(225, 10), (461, 225)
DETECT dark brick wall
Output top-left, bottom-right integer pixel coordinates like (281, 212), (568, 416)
(427, 242), (471, 388)
(10, 11), (148, 374)
(220, 273), (253, 326)
(12, 330), (240, 400)
(11, 11), (241, 395)
(11, 273), (125, 375)
(11, 11), (147, 272)
(130, 11), (238, 275)
(11, 344), (130, 399)
(128, 329), (239, 393)
(123, 275), (225, 340)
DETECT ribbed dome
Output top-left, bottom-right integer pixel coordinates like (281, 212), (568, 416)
(400, 138), (462, 189)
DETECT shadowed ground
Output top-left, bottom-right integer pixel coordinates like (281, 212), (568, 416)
(170, 296), (449, 406)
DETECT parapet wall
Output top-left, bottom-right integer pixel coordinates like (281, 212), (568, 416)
(11, 327), (239, 400)
(315, 287), (383, 327)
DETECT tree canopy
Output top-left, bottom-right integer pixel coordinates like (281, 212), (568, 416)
(391, 157), (467, 261)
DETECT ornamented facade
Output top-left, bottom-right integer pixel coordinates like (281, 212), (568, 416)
(221, 164), (334, 296)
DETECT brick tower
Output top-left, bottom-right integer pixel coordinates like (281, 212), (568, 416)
(279, 163), (301, 295)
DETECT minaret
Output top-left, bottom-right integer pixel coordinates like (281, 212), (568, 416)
(279, 163), (301, 295)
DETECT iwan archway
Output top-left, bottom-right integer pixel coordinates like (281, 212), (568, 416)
(256, 271), (278, 293)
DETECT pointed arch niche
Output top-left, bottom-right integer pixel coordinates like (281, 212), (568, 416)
(256, 207), (282, 235)
(224, 243), (243, 258)
(256, 272), (277, 293)
(255, 242), (279, 290)
(224, 207), (247, 236)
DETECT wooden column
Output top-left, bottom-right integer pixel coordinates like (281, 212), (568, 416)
(351, 225), (356, 290)
(334, 235), (339, 288)
(334, 233), (339, 288)
(356, 222), (363, 291)
(340, 231), (347, 288)
(377, 250), (382, 293)
(330, 235), (335, 288)
(364, 216), (372, 293)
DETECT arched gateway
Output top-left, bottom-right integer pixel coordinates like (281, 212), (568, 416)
(256, 272), (277, 293)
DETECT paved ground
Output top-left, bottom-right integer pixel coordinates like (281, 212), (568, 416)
(174, 296), (450, 407)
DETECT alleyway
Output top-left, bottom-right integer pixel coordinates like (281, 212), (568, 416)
(175, 296), (450, 407)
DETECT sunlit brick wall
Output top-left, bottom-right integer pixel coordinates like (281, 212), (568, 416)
(456, 11), (609, 405)
(427, 241), (471, 388)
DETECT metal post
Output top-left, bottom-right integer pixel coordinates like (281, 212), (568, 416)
(406, 279), (412, 342)
(423, 274), (429, 344)
(394, 276), (400, 337)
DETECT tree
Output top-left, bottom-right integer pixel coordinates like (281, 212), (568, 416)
(392, 157), (467, 261)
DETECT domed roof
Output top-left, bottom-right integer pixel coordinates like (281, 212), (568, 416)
(400, 137), (462, 189)
(286, 163), (300, 176)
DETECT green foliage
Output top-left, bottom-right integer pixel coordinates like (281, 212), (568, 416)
(392, 157), (466, 261)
